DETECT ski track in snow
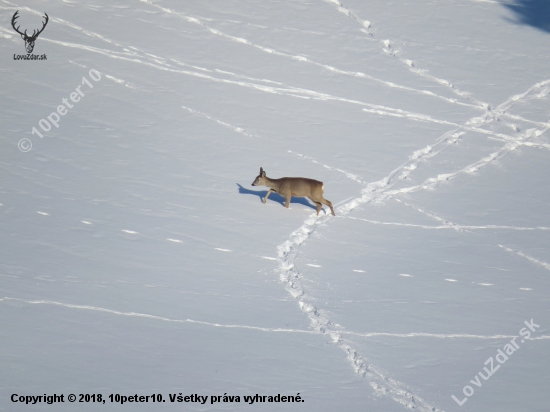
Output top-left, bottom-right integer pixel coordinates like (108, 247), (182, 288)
(0, 297), (315, 334)
(4, 297), (549, 343)
(275, 80), (549, 411)
(4, 3), (547, 138)
(394, 198), (550, 233)
(327, 0), (550, 136)
(182, 105), (257, 138)
(521, 140), (550, 151)
(346, 199), (549, 292)
(343, 331), (550, 340)
(343, 216), (550, 232)
(179, 105), (366, 186)
(147, 98), (550, 299)
(1, 3), (489, 132)
(6, 97), (545, 410)
(287, 151), (365, 184)
(19, 33), (470, 128)
(499, 245), (550, 272)
(136, 0), (481, 110)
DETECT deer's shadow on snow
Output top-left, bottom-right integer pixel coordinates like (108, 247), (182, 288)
(237, 184), (317, 211)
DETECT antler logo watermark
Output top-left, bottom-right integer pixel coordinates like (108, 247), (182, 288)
(451, 319), (541, 406)
(11, 10), (48, 60)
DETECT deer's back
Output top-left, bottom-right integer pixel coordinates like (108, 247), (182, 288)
(273, 177), (323, 197)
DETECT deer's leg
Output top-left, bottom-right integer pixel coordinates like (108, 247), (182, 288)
(308, 197), (323, 215)
(284, 195), (291, 208)
(263, 189), (275, 204)
(321, 198), (335, 216)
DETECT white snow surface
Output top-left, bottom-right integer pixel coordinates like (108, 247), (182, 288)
(1, 0), (550, 411)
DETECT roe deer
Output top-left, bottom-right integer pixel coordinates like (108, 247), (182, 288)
(251, 167), (335, 216)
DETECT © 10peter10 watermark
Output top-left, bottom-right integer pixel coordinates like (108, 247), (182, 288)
(451, 319), (541, 406)
(18, 69), (102, 153)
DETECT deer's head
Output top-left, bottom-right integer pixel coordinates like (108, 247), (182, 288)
(251, 167), (267, 186)
(12, 11), (49, 54)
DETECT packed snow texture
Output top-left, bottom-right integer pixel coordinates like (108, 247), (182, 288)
(1, 0), (550, 411)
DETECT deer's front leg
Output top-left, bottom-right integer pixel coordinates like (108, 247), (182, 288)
(284, 195), (291, 208)
(263, 189), (274, 204)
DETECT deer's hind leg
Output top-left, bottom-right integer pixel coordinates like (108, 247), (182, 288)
(321, 197), (335, 216)
(308, 197), (323, 215)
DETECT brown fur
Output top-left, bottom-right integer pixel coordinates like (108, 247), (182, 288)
(251, 167), (335, 216)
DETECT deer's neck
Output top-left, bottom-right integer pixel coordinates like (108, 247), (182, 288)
(264, 176), (281, 190)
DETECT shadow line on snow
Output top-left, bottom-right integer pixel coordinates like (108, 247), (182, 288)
(236, 184), (317, 210)
(502, 0), (550, 33)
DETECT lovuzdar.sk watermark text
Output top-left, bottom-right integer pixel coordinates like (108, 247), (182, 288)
(451, 319), (541, 406)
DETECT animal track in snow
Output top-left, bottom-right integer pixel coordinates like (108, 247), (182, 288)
(384, 123), (549, 198)
(27, 9), (485, 128)
(320, 0), (488, 109)
(136, 0), (480, 109)
(275, 79), (549, 412)
(323, 0), (372, 34)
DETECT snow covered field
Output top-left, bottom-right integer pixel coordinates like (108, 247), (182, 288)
(1, 0), (550, 410)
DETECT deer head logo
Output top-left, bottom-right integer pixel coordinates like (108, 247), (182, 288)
(11, 11), (49, 54)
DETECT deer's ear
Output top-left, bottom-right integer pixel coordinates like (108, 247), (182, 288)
(260, 167), (264, 174)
